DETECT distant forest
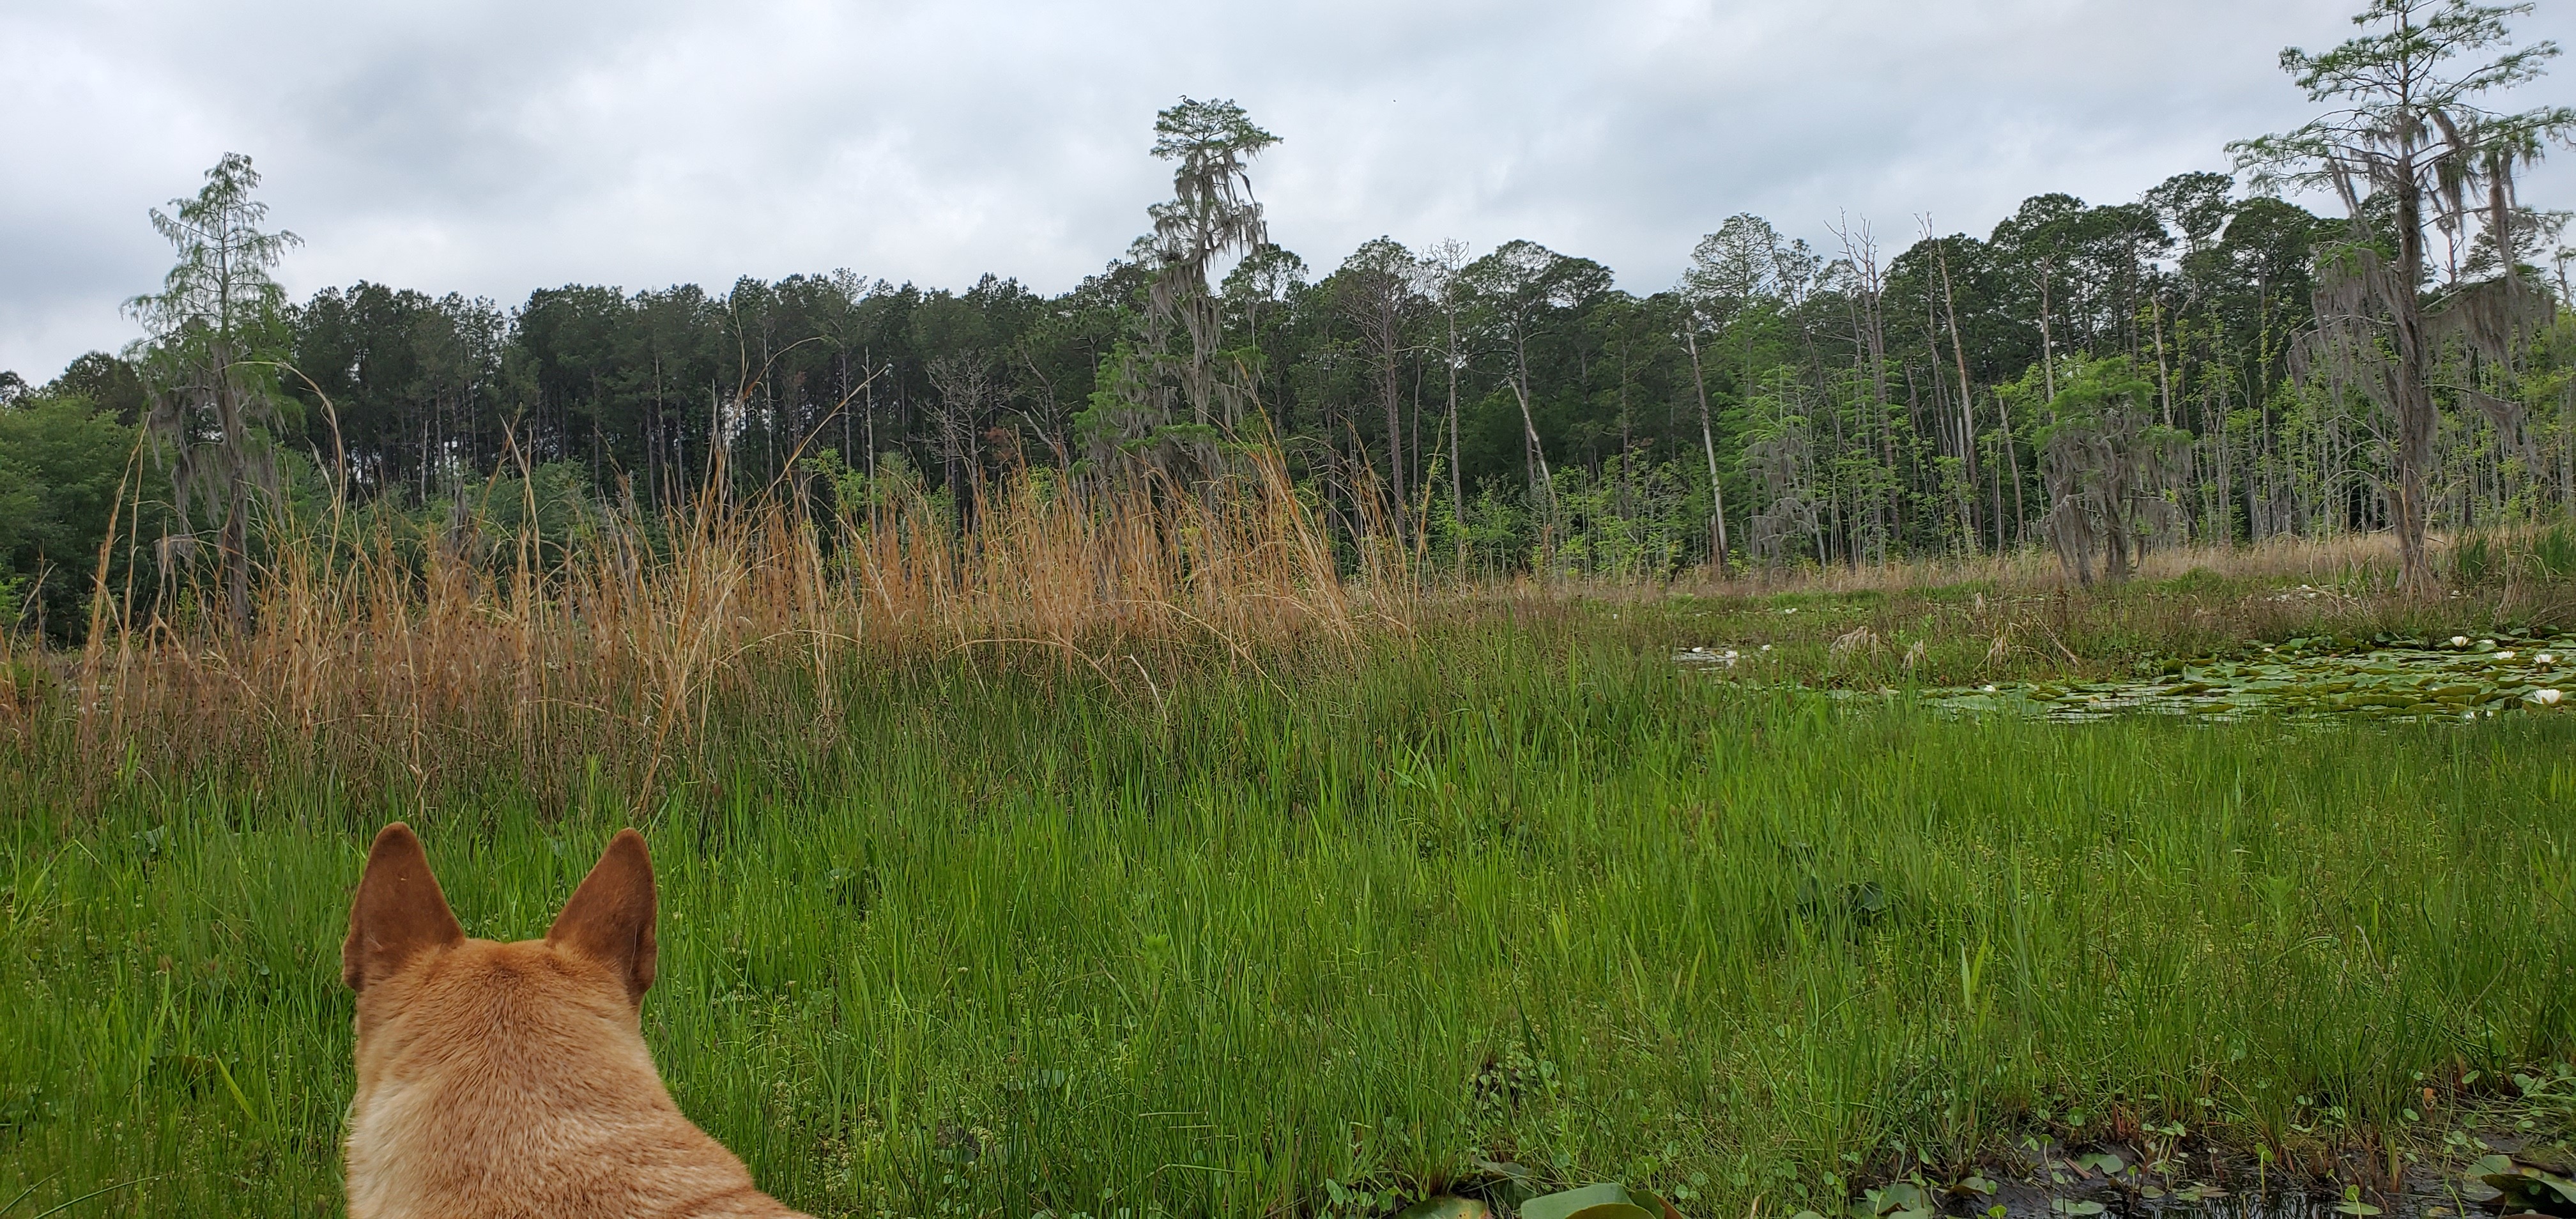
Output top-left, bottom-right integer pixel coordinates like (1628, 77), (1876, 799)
(4, 0), (2573, 631)
(33, 166), (2569, 549)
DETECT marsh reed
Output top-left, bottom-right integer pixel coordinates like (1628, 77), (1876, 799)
(5, 450), (1364, 809)
(6, 433), (2563, 813)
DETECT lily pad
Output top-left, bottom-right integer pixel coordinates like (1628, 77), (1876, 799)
(2336, 1186), (2384, 1216)
(1921, 637), (2576, 724)
(1519, 1183), (1666, 1219)
(2470, 1155), (2576, 1215)
(1866, 1181), (1935, 1216)
(2071, 1152), (2125, 1177)
(1397, 1197), (1494, 1219)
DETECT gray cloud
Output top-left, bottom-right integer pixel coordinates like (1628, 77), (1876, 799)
(4, 0), (2571, 379)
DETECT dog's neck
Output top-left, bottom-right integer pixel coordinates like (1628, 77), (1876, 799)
(346, 943), (790, 1219)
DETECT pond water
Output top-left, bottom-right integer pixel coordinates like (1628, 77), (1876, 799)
(1864, 1139), (2570, 1219)
(1929, 634), (2574, 723)
(1680, 634), (2576, 724)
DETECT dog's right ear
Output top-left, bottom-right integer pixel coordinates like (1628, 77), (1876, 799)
(344, 822), (464, 993)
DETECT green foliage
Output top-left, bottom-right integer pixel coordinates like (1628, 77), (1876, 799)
(2027, 357), (2149, 430)
(446, 462), (611, 558)
(42, 352), (149, 425)
(2025, 357), (2191, 585)
(0, 392), (139, 636)
(3, 626), (2572, 1215)
(2227, 0), (2575, 586)
(41, 55), (2576, 603)
(2451, 522), (2576, 586)
(121, 153), (306, 627)
(1150, 96), (1278, 180)
(1545, 455), (1700, 580)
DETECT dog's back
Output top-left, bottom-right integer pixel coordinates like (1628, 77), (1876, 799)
(342, 824), (806, 1219)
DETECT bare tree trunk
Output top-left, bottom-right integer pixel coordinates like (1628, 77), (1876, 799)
(1447, 308), (1464, 551)
(1410, 361), (1423, 533)
(1381, 342), (1407, 547)
(1862, 310), (1891, 566)
(2391, 178), (2436, 592)
(1512, 333), (1554, 522)
(1991, 442), (2005, 552)
(1993, 390), (2025, 546)
(2561, 381), (2573, 513)
(2150, 295), (2175, 429)
(1935, 243), (1981, 549)
(215, 339), (252, 631)
(1836, 219), (1894, 565)
(2037, 266), (2057, 402)
(1685, 329), (1729, 574)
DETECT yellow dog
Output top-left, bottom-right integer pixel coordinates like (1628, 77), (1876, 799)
(342, 823), (806, 1218)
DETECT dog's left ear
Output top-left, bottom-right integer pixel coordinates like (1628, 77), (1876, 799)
(548, 828), (657, 1002)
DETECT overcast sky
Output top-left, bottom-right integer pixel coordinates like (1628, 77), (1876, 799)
(5, 0), (2572, 381)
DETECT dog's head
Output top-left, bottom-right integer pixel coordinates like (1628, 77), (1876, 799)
(342, 822), (659, 1060)
(341, 824), (803, 1218)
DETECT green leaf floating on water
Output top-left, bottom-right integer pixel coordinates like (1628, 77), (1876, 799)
(2468, 1153), (2576, 1212)
(2071, 1152), (2125, 1176)
(1919, 639), (2576, 723)
(1395, 1197), (1493, 1219)
(1866, 1181), (1935, 1216)
(1519, 1183), (1675, 1219)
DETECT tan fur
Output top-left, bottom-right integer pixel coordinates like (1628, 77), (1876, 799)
(343, 823), (808, 1218)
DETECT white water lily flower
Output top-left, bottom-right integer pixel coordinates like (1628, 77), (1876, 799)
(1981, 684), (1998, 693)
(2452, 636), (2470, 647)
(2540, 654), (2557, 665)
(2533, 689), (2565, 706)
(1761, 644), (1772, 651)
(2498, 650), (2517, 660)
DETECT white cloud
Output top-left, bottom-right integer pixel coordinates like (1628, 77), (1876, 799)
(4, 0), (2571, 379)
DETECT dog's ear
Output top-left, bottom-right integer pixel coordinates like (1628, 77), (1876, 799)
(344, 822), (465, 993)
(547, 829), (657, 1003)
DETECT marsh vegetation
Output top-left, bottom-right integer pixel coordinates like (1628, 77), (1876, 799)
(3, 3), (2574, 1216)
(2, 509), (2573, 1216)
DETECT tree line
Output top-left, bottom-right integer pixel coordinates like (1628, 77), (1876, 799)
(1, 0), (2571, 634)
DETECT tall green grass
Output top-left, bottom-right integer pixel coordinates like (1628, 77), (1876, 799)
(3, 630), (2572, 1216)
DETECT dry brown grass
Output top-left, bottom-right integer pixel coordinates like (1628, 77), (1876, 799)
(2, 452), (1361, 811)
(5, 457), (2558, 816)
